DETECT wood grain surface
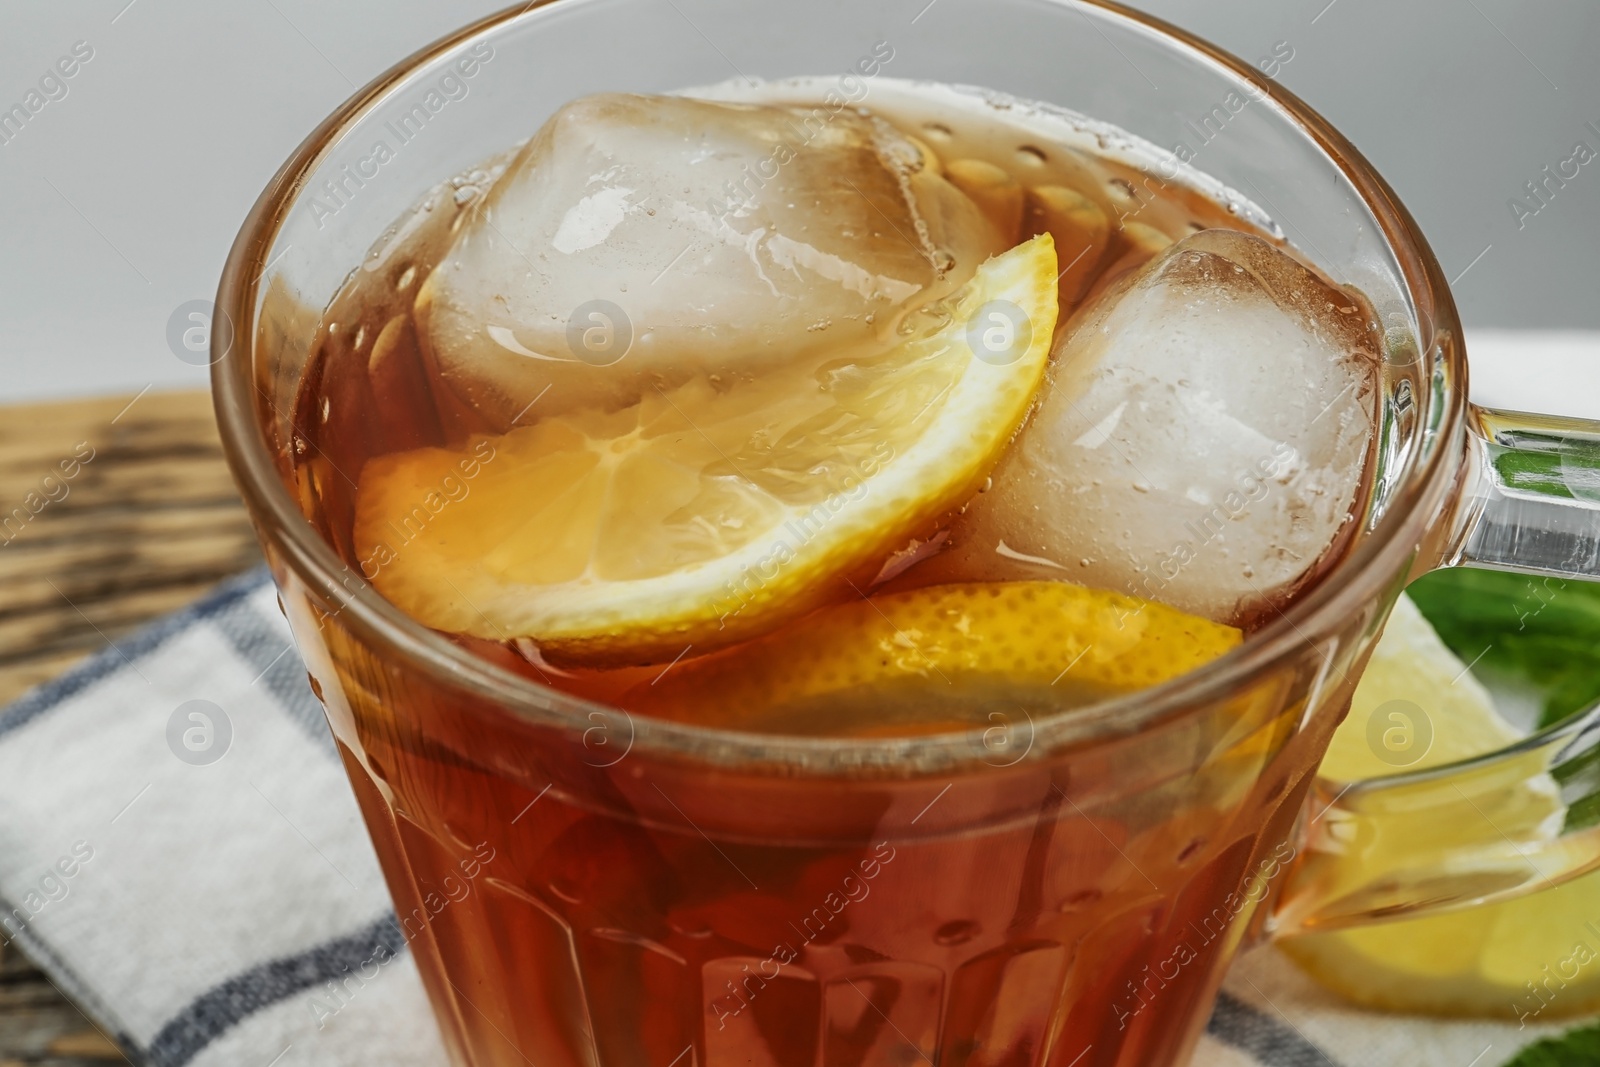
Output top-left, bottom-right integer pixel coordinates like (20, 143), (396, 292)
(0, 389), (264, 1065)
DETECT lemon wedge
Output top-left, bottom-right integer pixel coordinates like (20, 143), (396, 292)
(353, 234), (1058, 663)
(631, 581), (1242, 735)
(1319, 594), (1525, 778)
(1282, 594), (1599, 1021)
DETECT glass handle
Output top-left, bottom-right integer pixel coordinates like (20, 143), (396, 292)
(1272, 700), (1600, 936)
(1269, 405), (1600, 936)
(1447, 405), (1600, 579)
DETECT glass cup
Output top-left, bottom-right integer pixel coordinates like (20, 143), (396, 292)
(210, 2), (1600, 1064)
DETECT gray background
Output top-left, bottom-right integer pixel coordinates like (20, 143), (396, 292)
(0, 0), (1596, 401)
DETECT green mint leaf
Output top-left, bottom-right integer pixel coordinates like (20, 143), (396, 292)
(1564, 791), (1600, 835)
(1494, 449), (1575, 499)
(1554, 745), (1600, 834)
(1499, 1020), (1600, 1066)
(1406, 569), (1600, 729)
(1408, 569), (1600, 834)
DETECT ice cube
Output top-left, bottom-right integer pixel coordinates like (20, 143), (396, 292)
(417, 92), (1006, 426)
(928, 229), (1380, 623)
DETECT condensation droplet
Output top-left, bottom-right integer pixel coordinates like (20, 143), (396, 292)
(1017, 144), (1048, 166)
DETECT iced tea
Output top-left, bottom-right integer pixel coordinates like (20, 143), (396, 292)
(286, 77), (1380, 1067)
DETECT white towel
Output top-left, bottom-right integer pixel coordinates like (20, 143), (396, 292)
(0, 571), (440, 1067)
(0, 567), (1581, 1067)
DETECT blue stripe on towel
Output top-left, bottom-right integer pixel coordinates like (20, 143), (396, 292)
(1208, 990), (1338, 1065)
(144, 914), (408, 1067)
(0, 569), (273, 742)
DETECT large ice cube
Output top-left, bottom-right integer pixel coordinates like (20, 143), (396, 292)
(417, 92), (1005, 426)
(928, 230), (1380, 623)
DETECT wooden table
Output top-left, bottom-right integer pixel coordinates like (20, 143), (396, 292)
(0, 390), (264, 1065)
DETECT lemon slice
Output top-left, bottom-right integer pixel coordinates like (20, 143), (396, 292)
(353, 234), (1058, 663)
(631, 581), (1242, 735)
(1318, 594), (1525, 778)
(1282, 594), (1596, 1020)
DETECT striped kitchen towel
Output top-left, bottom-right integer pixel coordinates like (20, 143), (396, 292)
(0, 567), (1575, 1066)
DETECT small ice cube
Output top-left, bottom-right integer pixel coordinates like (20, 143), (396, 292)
(417, 93), (1005, 426)
(932, 229), (1380, 622)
